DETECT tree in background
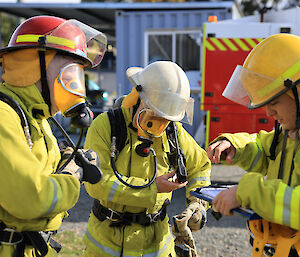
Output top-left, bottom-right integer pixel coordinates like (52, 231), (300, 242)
(239, 0), (300, 16)
(1, 13), (18, 47)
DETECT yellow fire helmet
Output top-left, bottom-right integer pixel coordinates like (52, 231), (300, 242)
(223, 33), (300, 109)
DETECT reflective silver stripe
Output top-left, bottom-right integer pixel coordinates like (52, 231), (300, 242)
(187, 177), (210, 188)
(246, 143), (262, 172)
(282, 186), (293, 226)
(44, 178), (58, 215)
(85, 229), (120, 257)
(124, 233), (174, 257)
(107, 176), (123, 202)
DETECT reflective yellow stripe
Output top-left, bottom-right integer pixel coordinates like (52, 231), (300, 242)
(40, 178), (62, 216)
(274, 182), (286, 224)
(46, 36), (75, 48)
(246, 142), (262, 172)
(107, 177), (123, 202)
(16, 34), (75, 49)
(244, 38), (257, 48)
(290, 187), (300, 229)
(85, 229), (121, 256)
(210, 38), (226, 51)
(258, 60), (300, 97)
(16, 34), (40, 43)
(233, 38), (249, 51)
(222, 38), (238, 51)
(205, 40), (215, 51)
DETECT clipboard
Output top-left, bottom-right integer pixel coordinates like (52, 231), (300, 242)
(191, 186), (260, 220)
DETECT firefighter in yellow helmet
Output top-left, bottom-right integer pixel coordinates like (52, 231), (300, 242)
(207, 33), (300, 257)
(83, 61), (211, 257)
(0, 16), (106, 256)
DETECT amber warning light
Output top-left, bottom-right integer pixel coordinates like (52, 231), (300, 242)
(208, 16), (218, 23)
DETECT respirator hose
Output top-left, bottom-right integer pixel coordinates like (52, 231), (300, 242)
(50, 117), (84, 173)
(110, 147), (157, 189)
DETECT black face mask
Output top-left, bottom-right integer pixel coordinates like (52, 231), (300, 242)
(64, 102), (93, 128)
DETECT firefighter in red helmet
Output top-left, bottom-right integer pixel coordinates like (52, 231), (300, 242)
(0, 16), (106, 257)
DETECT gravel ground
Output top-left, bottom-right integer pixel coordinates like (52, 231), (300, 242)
(60, 164), (253, 257)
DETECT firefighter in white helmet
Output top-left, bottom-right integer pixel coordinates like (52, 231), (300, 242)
(83, 61), (211, 257)
(0, 16), (105, 257)
(207, 33), (300, 257)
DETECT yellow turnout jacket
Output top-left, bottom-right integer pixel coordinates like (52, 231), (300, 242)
(84, 107), (211, 257)
(0, 83), (80, 257)
(216, 130), (300, 230)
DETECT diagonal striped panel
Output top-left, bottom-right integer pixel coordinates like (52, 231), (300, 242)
(206, 38), (263, 52)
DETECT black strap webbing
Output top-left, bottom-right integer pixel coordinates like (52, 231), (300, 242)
(0, 92), (27, 129)
(107, 108), (127, 153)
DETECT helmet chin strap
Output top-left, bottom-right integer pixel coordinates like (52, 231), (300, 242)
(38, 37), (52, 114)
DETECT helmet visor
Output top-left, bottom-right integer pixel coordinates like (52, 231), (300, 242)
(58, 63), (86, 97)
(68, 20), (107, 67)
(140, 89), (194, 125)
(222, 65), (284, 108)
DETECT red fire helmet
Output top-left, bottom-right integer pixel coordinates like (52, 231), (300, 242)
(0, 16), (107, 68)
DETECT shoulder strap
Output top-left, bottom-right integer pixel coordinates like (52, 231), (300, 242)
(0, 91), (27, 128)
(107, 108), (127, 154)
(0, 91), (33, 149)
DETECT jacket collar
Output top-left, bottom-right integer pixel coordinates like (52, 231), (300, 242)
(3, 83), (51, 119)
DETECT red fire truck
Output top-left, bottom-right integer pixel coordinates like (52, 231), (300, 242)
(200, 7), (300, 147)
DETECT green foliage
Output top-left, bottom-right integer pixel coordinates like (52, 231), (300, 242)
(53, 231), (85, 257)
(0, 13), (18, 47)
(240, 0), (299, 16)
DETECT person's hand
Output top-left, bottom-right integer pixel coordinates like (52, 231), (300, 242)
(212, 185), (239, 216)
(75, 149), (102, 184)
(156, 170), (187, 193)
(58, 147), (83, 181)
(206, 140), (236, 164)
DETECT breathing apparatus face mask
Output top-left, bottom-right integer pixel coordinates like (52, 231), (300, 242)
(136, 108), (170, 138)
(54, 63), (93, 128)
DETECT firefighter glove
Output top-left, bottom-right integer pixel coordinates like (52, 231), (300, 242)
(75, 149), (102, 184)
(58, 146), (83, 182)
(172, 199), (207, 257)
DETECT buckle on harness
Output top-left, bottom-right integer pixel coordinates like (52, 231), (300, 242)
(107, 208), (121, 222)
(149, 212), (160, 223)
(1, 228), (23, 245)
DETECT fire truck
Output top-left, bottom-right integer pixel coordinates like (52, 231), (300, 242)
(199, 7), (300, 148)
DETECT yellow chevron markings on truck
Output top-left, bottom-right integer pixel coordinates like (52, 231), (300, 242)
(210, 38), (226, 51)
(205, 40), (215, 51)
(206, 38), (262, 51)
(222, 38), (238, 51)
(233, 38), (249, 51)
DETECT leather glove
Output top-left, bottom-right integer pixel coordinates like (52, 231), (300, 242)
(57, 146), (83, 182)
(172, 199), (207, 257)
(74, 149), (102, 184)
(57, 147), (102, 184)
